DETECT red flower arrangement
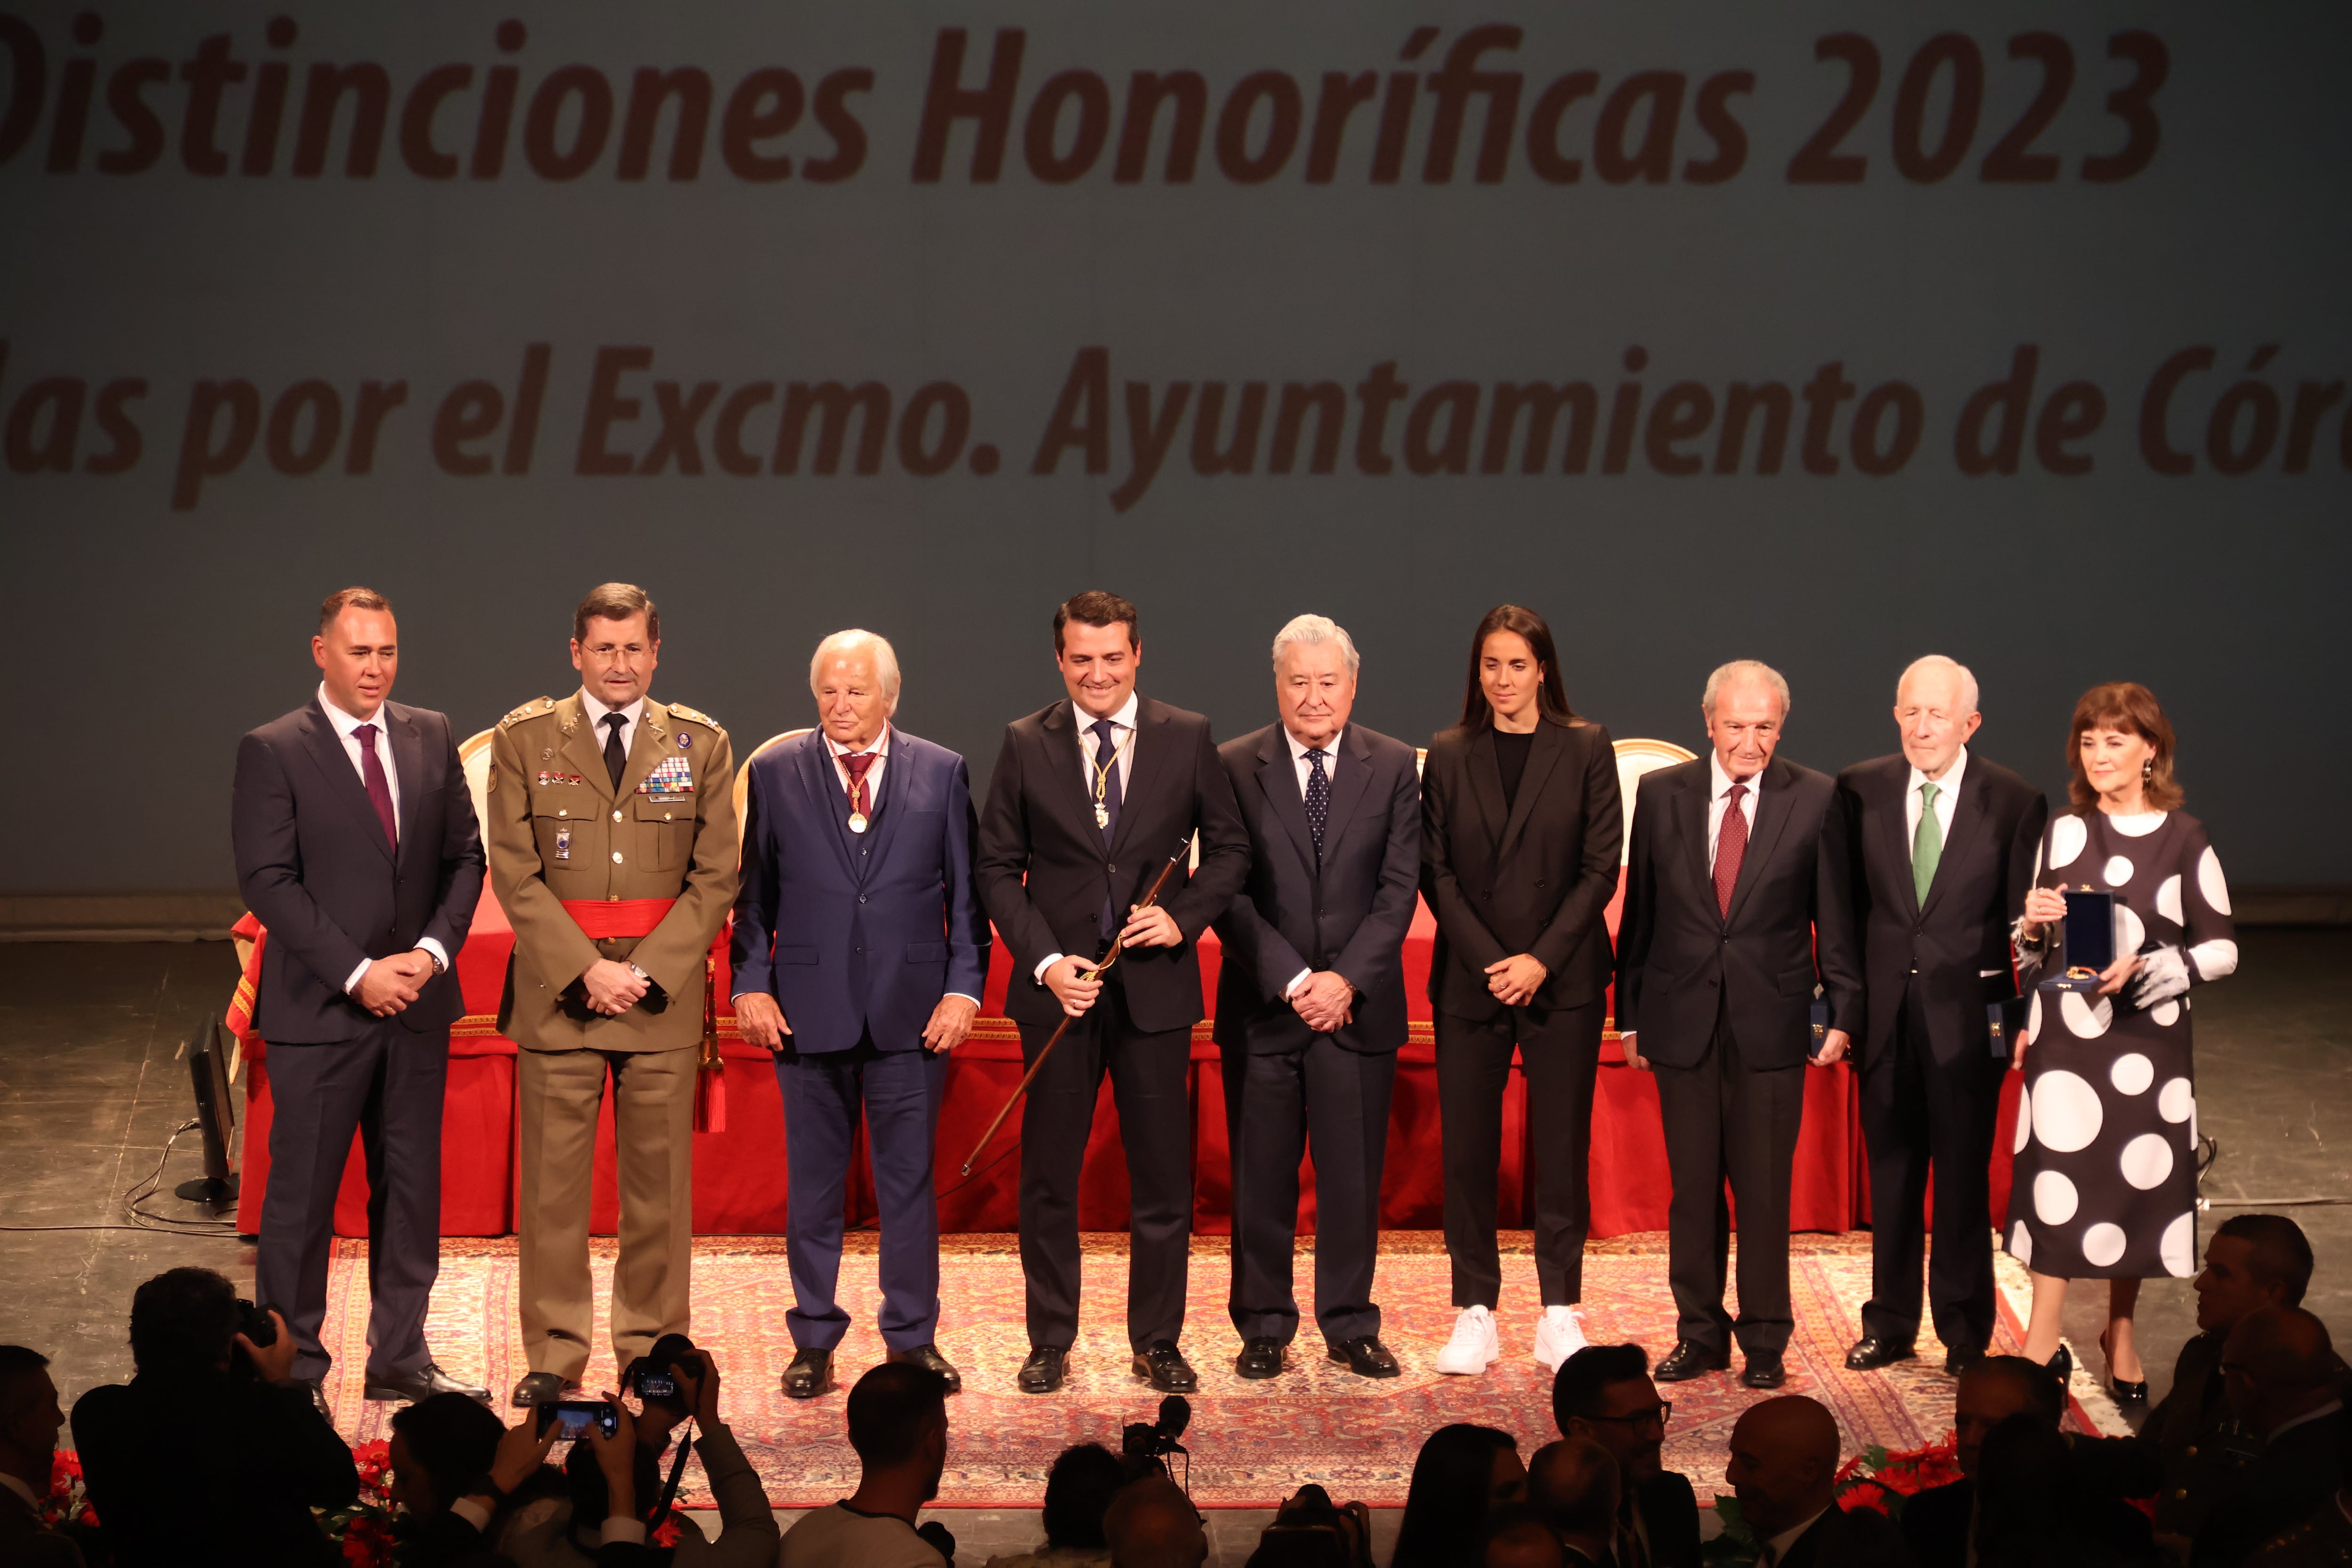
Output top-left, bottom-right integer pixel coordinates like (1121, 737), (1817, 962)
(318, 1438), (401, 1567)
(40, 1449), (97, 1534)
(1831, 1433), (1964, 1517)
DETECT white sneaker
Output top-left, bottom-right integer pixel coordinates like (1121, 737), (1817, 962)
(1436, 1305), (1501, 1375)
(1533, 1305), (1589, 1373)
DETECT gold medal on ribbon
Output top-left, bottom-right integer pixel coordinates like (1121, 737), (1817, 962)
(1094, 803), (1110, 829)
(849, 811), (870, 833)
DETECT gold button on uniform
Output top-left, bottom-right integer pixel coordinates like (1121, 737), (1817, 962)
(612, 851), (623, 863)
(558, 808), (568, 817)
(612, 810), (622, 822)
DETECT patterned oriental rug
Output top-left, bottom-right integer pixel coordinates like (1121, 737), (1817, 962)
(317, 1231), (2117, 1509)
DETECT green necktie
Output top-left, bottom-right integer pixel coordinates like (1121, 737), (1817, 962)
(1913, 780), (1943, 904)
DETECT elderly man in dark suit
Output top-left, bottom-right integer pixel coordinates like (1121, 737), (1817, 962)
(1839, 656), (2048, 1377)
(732, 629), (989, 1399)
(1212, 614), (1421, 1382)
(1615, 659), (1862, 1391)
(230, 587), (485, 1409)
(975, 590), (1251, 1394)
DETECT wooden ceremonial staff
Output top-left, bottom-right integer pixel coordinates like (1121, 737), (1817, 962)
(960, 838), (1192, 1176)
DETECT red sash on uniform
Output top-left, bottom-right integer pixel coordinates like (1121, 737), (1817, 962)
(559, 897), (677, 939)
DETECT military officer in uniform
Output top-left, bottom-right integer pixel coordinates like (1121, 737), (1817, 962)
(485, 583), (738, 1406)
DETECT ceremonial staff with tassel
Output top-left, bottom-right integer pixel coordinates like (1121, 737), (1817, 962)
(974, 591), (1252, 1396)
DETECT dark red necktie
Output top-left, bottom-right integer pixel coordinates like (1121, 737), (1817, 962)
(843, 751), (877, 819)
(1714, 781), (1748, 917)
(355, 723), (397, 852)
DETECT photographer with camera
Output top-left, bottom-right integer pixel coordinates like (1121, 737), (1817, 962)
(69, 1266), (359, 1567)
(498, 1341), (777, 1568)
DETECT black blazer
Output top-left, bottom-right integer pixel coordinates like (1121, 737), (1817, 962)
(1613, 754), (1863, 1070)
(976, 696), (1251, 1034)
(1902, 1476), (2157, 1568)
(1211, 722), (1422, 1055)
(1839, 751), (2048, 1067)
(230, 698), (485, 1042)
(1637, 1469), (1704, 1568)
(1420, 719), (1623, 1019)
(1774, 1504), (1915, 1568)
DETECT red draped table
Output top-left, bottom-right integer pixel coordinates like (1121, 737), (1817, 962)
(231, 886), (2024, 1239)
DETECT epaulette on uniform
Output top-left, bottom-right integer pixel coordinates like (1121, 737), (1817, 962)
(500, 697), (555, 729)
(663, 702), (723, 733)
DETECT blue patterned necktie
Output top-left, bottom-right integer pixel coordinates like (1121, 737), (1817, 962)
(1092, 718), (1123, 939)
(1304, 747), (1330, 861)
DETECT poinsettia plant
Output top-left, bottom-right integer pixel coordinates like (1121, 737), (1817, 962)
(40, 1449), (97, 1533)
(1701, 1435), (1961, 1564)
(316, 1438), (400, 1566)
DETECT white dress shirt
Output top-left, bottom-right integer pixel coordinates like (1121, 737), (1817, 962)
(317, 684), (447, 991)
(1279, 724), (1344, 999)
(1905, 746), (1968, 848)
(1759, 1505), (1832, 1568)
(821, 725), (978, 1009)
(1036, 692), (1142, 982)
(1706, 750), (1764, 872)
(580, 687), (647, 762)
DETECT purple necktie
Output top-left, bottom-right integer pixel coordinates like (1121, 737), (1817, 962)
(355, 723), (398, 852)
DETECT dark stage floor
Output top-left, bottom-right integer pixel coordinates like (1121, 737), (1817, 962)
(6, 932), (2350, 1433)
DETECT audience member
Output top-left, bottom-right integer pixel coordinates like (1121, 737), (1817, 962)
(2250, 1416), (2352, 1564)
(2193, 1307), (2348, 1568)
(69, 1266), (358, 1568)
(1724, 1396), (1912, 1567)
(388, 1390), (546, 1565)
(1391, 1424), (1524, 1568)
(495, 1348), (775, 1567)
(1972, 1412), (2156, 1568)
(1479, 1503), (1566, 1568)
(773, 1362), (950, 1567)
(2074, 1214), (2316, 1548)
(985, 1442), (1127, 1566)
(1103, 1475), (1206, 1568)
(0, 1346), (84, 1567)
(1552, 1345), (1702, 1568)
(1901, 1357), (2153, 1568)
(1243, 1483), (1370, 1568)
(1524, 1438), (1619, 1567)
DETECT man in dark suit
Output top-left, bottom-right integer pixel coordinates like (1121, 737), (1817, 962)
(1903, 1356), (2157, 1568)
(2194, 1307), (2349, 1568)
(230, 587), (485, 1407)
(975, 590), (1251, 1394)
(1839, 656), (2048, 1377)
(0, 1346), (84, 1567)
(1212, 614), (1420, 1382)
(1553, 1344), (1703, 1568)
(732, 630), (990, 1399)
(1726, 1396), (1913, 1567)
(1615, 659), (1862, 1390)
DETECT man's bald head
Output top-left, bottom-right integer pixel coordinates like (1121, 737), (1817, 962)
(1726, 1396), (1843, 1540)
(1105, 1475), (1207, 1568)
(2223, 1306), (2342, 1433)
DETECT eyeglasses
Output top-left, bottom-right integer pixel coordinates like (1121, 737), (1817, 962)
(1584, 1402), (1672, 1429)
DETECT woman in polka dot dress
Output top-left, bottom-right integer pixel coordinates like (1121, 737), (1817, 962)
(2007, 682), (2237, 1401)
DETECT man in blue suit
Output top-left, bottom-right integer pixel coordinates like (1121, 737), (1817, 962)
(731, 630), (989, 1399)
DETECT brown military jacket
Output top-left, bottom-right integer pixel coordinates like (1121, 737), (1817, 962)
(2254, 1496), (2352, 1566)
(486, 692), (738, 1053)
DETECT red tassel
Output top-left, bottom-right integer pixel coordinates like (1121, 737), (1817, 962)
(693, 1061), (727, 1134)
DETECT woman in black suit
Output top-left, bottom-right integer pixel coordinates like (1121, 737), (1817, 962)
(1421, 605), (1623, 1378)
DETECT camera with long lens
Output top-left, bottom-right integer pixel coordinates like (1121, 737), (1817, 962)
(1121, 1394), (1191, 1485)
(628, 1331), (704, 1403)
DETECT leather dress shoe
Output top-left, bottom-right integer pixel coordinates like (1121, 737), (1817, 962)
(1741, 1352), (1788, 1390)
(1843, 1336), (1917, 1372)
(510, 1371), (580, 1409)
(890, 1343), (962, 1395)
(1132, 1340), (1199, 1393)
(1017, 1345), (1067, 1394)
(780, 1347), (835, 1400)
(1653, 1341), (1730, 1382)
(1236, 1338), (1286, 1380)
(365, 1362), (489, 1404)
(1944, 1345), (1987, 1377)
(1327, 1335), (1402, 1380)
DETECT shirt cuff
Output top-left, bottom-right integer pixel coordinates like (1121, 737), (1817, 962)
(418, 937), (450, 974)
(601, 1519), (648, 1545)
(947, 992), (981, 1006)
(344, 957), (371, 994)
(449, 1497), (493, 1532)
(1283, 969), (1313, 999)
(1033, 953), (1065, 983)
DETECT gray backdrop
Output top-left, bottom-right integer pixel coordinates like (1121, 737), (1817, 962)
(3, 2), (2345, 891)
